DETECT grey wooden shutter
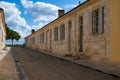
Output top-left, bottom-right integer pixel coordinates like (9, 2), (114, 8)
(88, 12), (93, 35)
(98, 6), (104, 34)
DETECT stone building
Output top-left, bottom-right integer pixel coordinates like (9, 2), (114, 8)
(25, 0), (120, 63)
(0, 8), (6, 52)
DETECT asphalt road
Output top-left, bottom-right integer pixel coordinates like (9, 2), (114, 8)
(11, 47), (119, 80)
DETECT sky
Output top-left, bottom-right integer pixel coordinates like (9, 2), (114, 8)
(0, 0), (86, 44)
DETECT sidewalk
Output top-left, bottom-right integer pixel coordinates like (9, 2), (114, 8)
(38, 50), (120, 78)
(0, 47), (19, 80)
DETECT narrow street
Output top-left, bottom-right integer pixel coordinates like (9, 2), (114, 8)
(11, 47), (119, 80)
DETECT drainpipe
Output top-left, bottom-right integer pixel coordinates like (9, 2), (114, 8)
(75, 12), (77, 55)
(105, 0), (110, 63)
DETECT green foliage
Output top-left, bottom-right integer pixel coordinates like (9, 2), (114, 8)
(6, 44), (24, 47)
(5, 24), (21, 45)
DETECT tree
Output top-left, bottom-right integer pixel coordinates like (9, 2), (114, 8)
(6, 24), (21, 45)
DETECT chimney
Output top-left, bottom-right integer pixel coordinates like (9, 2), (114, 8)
(31, 29), (35, 34)
(58, 9), (64, 17)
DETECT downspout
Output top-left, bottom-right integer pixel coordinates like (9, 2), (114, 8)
(106, 0), (111, 63)
(75, 12), (77, 55)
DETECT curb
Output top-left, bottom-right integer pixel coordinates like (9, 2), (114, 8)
(11, 48), (28, 80)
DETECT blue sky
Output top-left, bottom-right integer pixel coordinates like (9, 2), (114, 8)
(0, 0), (86, 44)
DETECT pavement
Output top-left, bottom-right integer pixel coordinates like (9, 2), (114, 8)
(12, 47), (119, 80)
(37, 49), (120, 78)
(0, 47), (120, 80)
(0, 47), (19, 80)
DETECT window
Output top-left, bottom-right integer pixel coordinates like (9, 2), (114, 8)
(93, 9), (99, 34)
(80, 17), (83, 27)
(54, 27), (58, 41)
(25, 39), (28, 44)
(40, 34), (42, 43)
(32, 37), (35, 44)
(42, 33), (44, 43)
(40, 33), (44, 43)
(1, 31), (3, 42)
(79, 16), (83, 52)
(89, 6), (104, 35)
(60, 24), (65, 40)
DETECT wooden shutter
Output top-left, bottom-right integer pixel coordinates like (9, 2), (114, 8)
(88, 12), (93, 35)
(98, 6), (104, 34)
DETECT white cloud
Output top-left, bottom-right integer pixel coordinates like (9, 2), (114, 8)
(0, 1), (31, 38)
(0, 0), (63, 44)
(21, 0), (33, 8)
(21, 0), (62, 22)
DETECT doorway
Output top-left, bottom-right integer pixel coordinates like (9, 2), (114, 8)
(79, 17), (83, 52)
(50, 29), (52, 52)
(68, 21), (72, 51)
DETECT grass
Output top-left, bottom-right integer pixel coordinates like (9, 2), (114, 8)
(6, 44), (24, 47)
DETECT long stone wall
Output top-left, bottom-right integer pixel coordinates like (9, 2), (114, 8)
(25, 0), (110, 62)
(0, 8), (6, 52)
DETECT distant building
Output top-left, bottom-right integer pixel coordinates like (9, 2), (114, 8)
(25, 0), (120, 63)
(0, 8), (6, 51)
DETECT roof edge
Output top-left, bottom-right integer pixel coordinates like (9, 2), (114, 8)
(25, 0), (90, 38)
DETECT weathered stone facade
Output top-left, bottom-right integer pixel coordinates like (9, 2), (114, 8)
(0, 8), (6, 52)
(25, 0), (120, 63)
